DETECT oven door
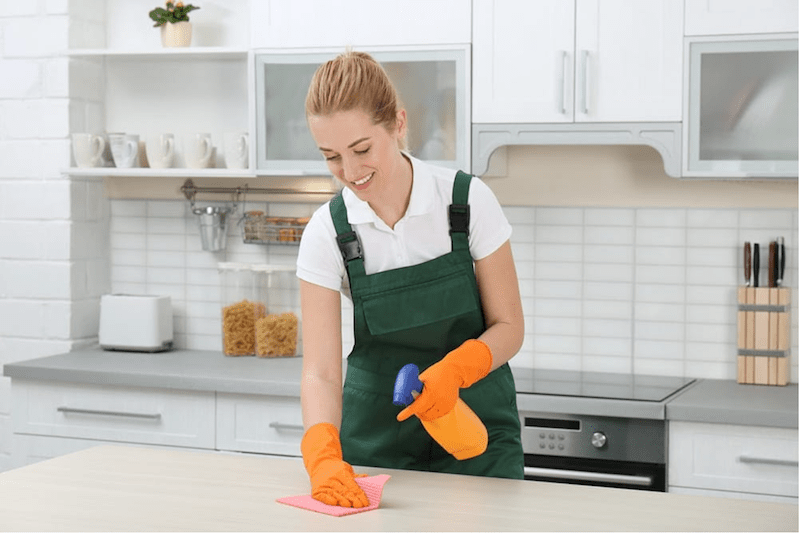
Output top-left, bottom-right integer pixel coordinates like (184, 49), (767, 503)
(524, 454), (666, 492)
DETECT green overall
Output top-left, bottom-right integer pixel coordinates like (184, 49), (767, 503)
(330, 170), (524, 479)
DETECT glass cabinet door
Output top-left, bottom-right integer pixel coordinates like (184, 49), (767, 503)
(254, 48), (469, 175)
(685, 37), (798, 177)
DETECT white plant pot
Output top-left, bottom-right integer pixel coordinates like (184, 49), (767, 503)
(160, 21), (192, 47)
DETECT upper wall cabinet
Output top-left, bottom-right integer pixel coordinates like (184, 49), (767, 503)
(472, 0), (684, 124)
(684, 0), (799, 36)
(250, 0), (471, 48)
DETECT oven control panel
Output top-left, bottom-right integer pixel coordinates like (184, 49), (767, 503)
(519, 411), (665, 463)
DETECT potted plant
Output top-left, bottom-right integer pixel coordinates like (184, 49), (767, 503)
(149, 2), (200, 47)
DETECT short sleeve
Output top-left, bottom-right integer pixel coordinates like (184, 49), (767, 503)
(467, 176), (512, 261)
(296, 203), (346, 292)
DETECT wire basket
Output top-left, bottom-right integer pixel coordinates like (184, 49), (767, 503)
(242, 212), (309, 244)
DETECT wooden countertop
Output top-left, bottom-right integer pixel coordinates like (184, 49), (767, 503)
(0, 445), (795, 532)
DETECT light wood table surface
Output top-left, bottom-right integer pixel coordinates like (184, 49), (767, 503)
(0, 445), (796, 532)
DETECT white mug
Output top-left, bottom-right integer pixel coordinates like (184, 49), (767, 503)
(146, 133), (175, 169)
(109, 133), (140, 168)
(223, 132), (249, 169)
(186, 133), (213, 169)
(71, 133), (106, 168)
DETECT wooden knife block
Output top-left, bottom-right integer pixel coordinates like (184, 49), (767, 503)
(737, 287), (791, 386)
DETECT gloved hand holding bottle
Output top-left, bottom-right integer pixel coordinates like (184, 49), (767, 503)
(396, 339), (493, 422)
(300, 422), (369, 508)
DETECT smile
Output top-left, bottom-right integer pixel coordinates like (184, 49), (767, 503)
(353, 173), (374, 186)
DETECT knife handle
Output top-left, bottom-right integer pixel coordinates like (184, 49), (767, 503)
(769, 242), (776, 288)
(753, 243), (760, 288)
(744, 242), (751, 286)
(778, 238), (785, 286)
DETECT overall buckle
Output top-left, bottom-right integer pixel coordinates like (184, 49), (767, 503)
(336, 231), (363, 263)
(449, 204), (470, 236)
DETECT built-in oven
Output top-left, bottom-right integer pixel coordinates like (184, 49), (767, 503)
(513, 369), (695, 492)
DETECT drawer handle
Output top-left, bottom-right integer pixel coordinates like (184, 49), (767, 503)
(738, 455), (798, 467)
(269, 422), (304, 432)
(57, 407), (162, 420)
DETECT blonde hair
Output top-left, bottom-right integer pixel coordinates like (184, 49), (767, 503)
(306, 50), (406, 148)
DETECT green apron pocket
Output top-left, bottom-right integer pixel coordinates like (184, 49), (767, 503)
(361, 272), (480, 336)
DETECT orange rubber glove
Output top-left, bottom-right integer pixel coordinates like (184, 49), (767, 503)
(300, 422), (369, 508)
(397, 339), (493, 422)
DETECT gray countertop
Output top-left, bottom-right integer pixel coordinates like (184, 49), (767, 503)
(3, 346), (797, 428)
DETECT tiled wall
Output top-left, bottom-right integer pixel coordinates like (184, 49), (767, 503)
(109, 200), (798, 382)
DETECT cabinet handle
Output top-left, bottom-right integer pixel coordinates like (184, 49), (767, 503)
(559, 50), (568, 115)
(580, 49), (590, 115)
(269, 422), (304, 432)
(738, 455), (798, 467)
(57, 406), (162, 420)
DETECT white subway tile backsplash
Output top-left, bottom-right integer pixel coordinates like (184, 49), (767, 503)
(536, 207), (583, 226)
(98, 202), (797, 382)
(636, 209), (686, 228)
(536, 225), (582, 244)
(739, 210), (793, 229)
(635, 265), (685, 285)
(583, 281), (633, 301)
(584, 245), (633, 264)
(583, 300), (632, 320)
(687, 209), (738, 228)
(583, 318), (631, 339)
(585, 208), (635, 226)
(584, 226), (634, 245)
(636, 227), (685, 247)
(636, 246), (685, 266)
(686, 228), (738, 248)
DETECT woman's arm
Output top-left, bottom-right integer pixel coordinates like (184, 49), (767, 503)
(300, 279), (345, 430)
(474, 240), (525, 371)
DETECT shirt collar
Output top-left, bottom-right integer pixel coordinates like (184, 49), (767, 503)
(342, 153), (435, 226)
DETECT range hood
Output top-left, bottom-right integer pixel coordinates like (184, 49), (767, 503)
(472, 122), (682, 178)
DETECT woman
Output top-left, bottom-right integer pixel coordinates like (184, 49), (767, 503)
(296, 51), (524, 508)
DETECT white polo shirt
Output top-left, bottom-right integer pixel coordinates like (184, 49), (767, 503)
(296, 154), (512, 298)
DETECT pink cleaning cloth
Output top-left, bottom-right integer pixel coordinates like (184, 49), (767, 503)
(277, 474), (391, 517)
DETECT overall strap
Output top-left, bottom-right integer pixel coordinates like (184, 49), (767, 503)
(449, 170), (472, 253)
(329, 193), (366, 279)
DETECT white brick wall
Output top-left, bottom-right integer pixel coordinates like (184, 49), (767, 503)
(0, 2), (109, 471)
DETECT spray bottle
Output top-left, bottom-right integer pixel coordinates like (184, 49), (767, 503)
(393, 363), (488, 460)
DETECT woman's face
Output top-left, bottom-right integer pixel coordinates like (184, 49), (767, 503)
(308, 108), (406, 201)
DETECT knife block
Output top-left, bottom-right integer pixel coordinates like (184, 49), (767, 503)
(737, 287), (791, 386)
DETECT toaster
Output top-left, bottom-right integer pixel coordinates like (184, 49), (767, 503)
(99, 294), (173, 352)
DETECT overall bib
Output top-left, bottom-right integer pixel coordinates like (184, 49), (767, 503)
(330, 170), (524, 479)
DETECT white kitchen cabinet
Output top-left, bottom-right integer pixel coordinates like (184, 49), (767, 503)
(684, 0), (799, 36)
(472, 0), (684, 124)
(669, 421), (799, 503)
(250, 0), (471, 48)
(12, 380), (217, 449)
(216, 393), (303, 457)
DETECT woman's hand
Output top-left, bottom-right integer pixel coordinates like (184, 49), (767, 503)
(301, 423), (369, 508)
(396, 339), (492, 422)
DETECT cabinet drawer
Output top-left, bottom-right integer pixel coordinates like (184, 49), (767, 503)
(669, 421), (798, 498)
(12, 380), (216, 449)
(216, 393), (302, 456)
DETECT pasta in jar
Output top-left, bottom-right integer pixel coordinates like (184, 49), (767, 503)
(222, 299), (265, 356)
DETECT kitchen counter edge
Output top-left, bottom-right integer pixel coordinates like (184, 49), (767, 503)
(3, 347), (797, 428)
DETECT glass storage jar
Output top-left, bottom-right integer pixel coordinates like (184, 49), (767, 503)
(218, 262), (300, 357)
(252, 264), (301, 358)
(219, 262), (264, 356)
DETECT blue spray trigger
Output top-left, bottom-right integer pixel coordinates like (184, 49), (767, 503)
(393, 363), (424, 406)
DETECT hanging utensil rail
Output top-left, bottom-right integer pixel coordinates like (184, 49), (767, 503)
(180, 178), (337, 204)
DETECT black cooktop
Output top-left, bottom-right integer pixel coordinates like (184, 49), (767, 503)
(512, 368), (695, 403)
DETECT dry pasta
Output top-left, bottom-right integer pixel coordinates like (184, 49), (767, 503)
(222, 299), (265, 356)
(256, 312), (299, 357)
